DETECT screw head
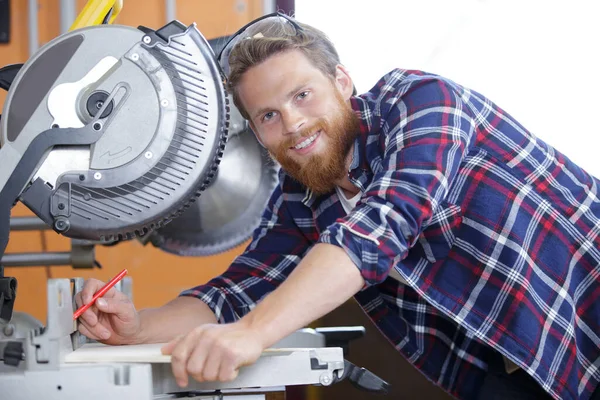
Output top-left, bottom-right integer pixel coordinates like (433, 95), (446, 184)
(131, 53), (139, 61)
(94, 172), (102, 180)
(143, 36), (151, 44)
(161, 99), (169, 107)
(145, 151), (153, 159)
(54, 218), (70, 232)
(3, 324), (14, 337)
(319, 374), (332, 386)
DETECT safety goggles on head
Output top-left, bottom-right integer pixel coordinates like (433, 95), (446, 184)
(216, 12), (303, 78)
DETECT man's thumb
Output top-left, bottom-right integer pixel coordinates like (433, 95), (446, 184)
(96, 297), (122, 316)
(96, 298), (108, 308)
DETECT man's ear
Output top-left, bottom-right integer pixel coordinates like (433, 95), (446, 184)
(334, 64), (354, 101)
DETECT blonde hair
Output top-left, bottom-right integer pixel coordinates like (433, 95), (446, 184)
(225, 17), (344, 120)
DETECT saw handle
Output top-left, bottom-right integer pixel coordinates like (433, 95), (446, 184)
(70, 0), (123, 31)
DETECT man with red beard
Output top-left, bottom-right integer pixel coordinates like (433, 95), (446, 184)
(75, 13), (600, 400)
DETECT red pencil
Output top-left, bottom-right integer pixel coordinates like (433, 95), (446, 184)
(73, 268), (128, 320)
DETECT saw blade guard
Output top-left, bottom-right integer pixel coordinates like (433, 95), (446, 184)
(147, 102), (281, 256)
(0, 21), (229, 242)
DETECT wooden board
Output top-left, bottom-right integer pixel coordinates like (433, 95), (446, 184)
(64, 343), (297, 364)
(64, 342), (171, 363)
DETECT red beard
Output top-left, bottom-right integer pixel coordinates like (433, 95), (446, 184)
(270, 91), (360, 195)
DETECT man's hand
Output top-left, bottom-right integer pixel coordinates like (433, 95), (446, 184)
(159, 243), (363, 388)
(161, 321), (264, 387)
(75, 278), (142, 345)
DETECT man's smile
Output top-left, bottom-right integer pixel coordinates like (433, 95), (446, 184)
(290, 130), (322, 155)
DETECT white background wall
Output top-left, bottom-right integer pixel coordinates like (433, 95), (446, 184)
(296, 0), (600, 178)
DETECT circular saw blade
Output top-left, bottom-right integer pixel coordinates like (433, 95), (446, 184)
(1, 22), (229, 242)
(149, 123), (279, 256)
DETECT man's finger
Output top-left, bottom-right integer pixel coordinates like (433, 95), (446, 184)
(78, 322), (99, 340)
(161, 335), (184, 355)
(188, 340), (213, 382)
(169, 333), (199, 387)
(74, 291), (96, 324)
(219, 365), (239, 382)
(77, 319), (111, 341)
(81, 278), (119, 304)
(78, 305), (99, 326)
(95, 297), (134, 321)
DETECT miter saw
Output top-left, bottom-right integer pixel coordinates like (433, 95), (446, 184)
(0, 18), (229, 326)
(0, 1), (389, 398)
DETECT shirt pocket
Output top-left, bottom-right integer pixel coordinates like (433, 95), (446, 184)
(412, 201), (463, 263)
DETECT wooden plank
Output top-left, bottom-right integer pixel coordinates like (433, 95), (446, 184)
(64, 343), (297, 364)
(64, 342), (170, 363)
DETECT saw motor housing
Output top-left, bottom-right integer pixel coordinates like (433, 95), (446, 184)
(0, 21), (229, 244)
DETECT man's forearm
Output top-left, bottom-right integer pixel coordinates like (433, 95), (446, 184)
(241, 243), (365, 348)
(136, 296), (217, 344)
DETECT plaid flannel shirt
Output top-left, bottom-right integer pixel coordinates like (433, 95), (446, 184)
(182, 69), (600, 400)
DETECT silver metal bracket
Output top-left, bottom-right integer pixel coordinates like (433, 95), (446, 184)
(25, 278), (80, 370)
(152, 347), (345, 394)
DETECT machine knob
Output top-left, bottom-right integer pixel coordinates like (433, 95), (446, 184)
(2, 341), (23, 367)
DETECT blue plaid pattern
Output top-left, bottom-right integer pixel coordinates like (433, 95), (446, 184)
(182, 69), (600, 400)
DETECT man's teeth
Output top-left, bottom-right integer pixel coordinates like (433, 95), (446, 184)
(294, 133), (318, 150)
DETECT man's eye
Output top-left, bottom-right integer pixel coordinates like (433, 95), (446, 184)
(297, 91), (309, 100)
(262, 111), (275, 122)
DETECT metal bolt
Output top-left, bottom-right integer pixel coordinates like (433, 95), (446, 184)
(3, 324), (14, 337)
(94, 172), (102, 180)
(131, 53), (139, 61)
(54, 218), (69, 232)
(161, 99), (169, 107)
(143, 36), (151, 44)
(319, 374), (332, 386)
(145, 151), (153, 159)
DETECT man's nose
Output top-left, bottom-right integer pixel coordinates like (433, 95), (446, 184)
(281, 108), (306, 135)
